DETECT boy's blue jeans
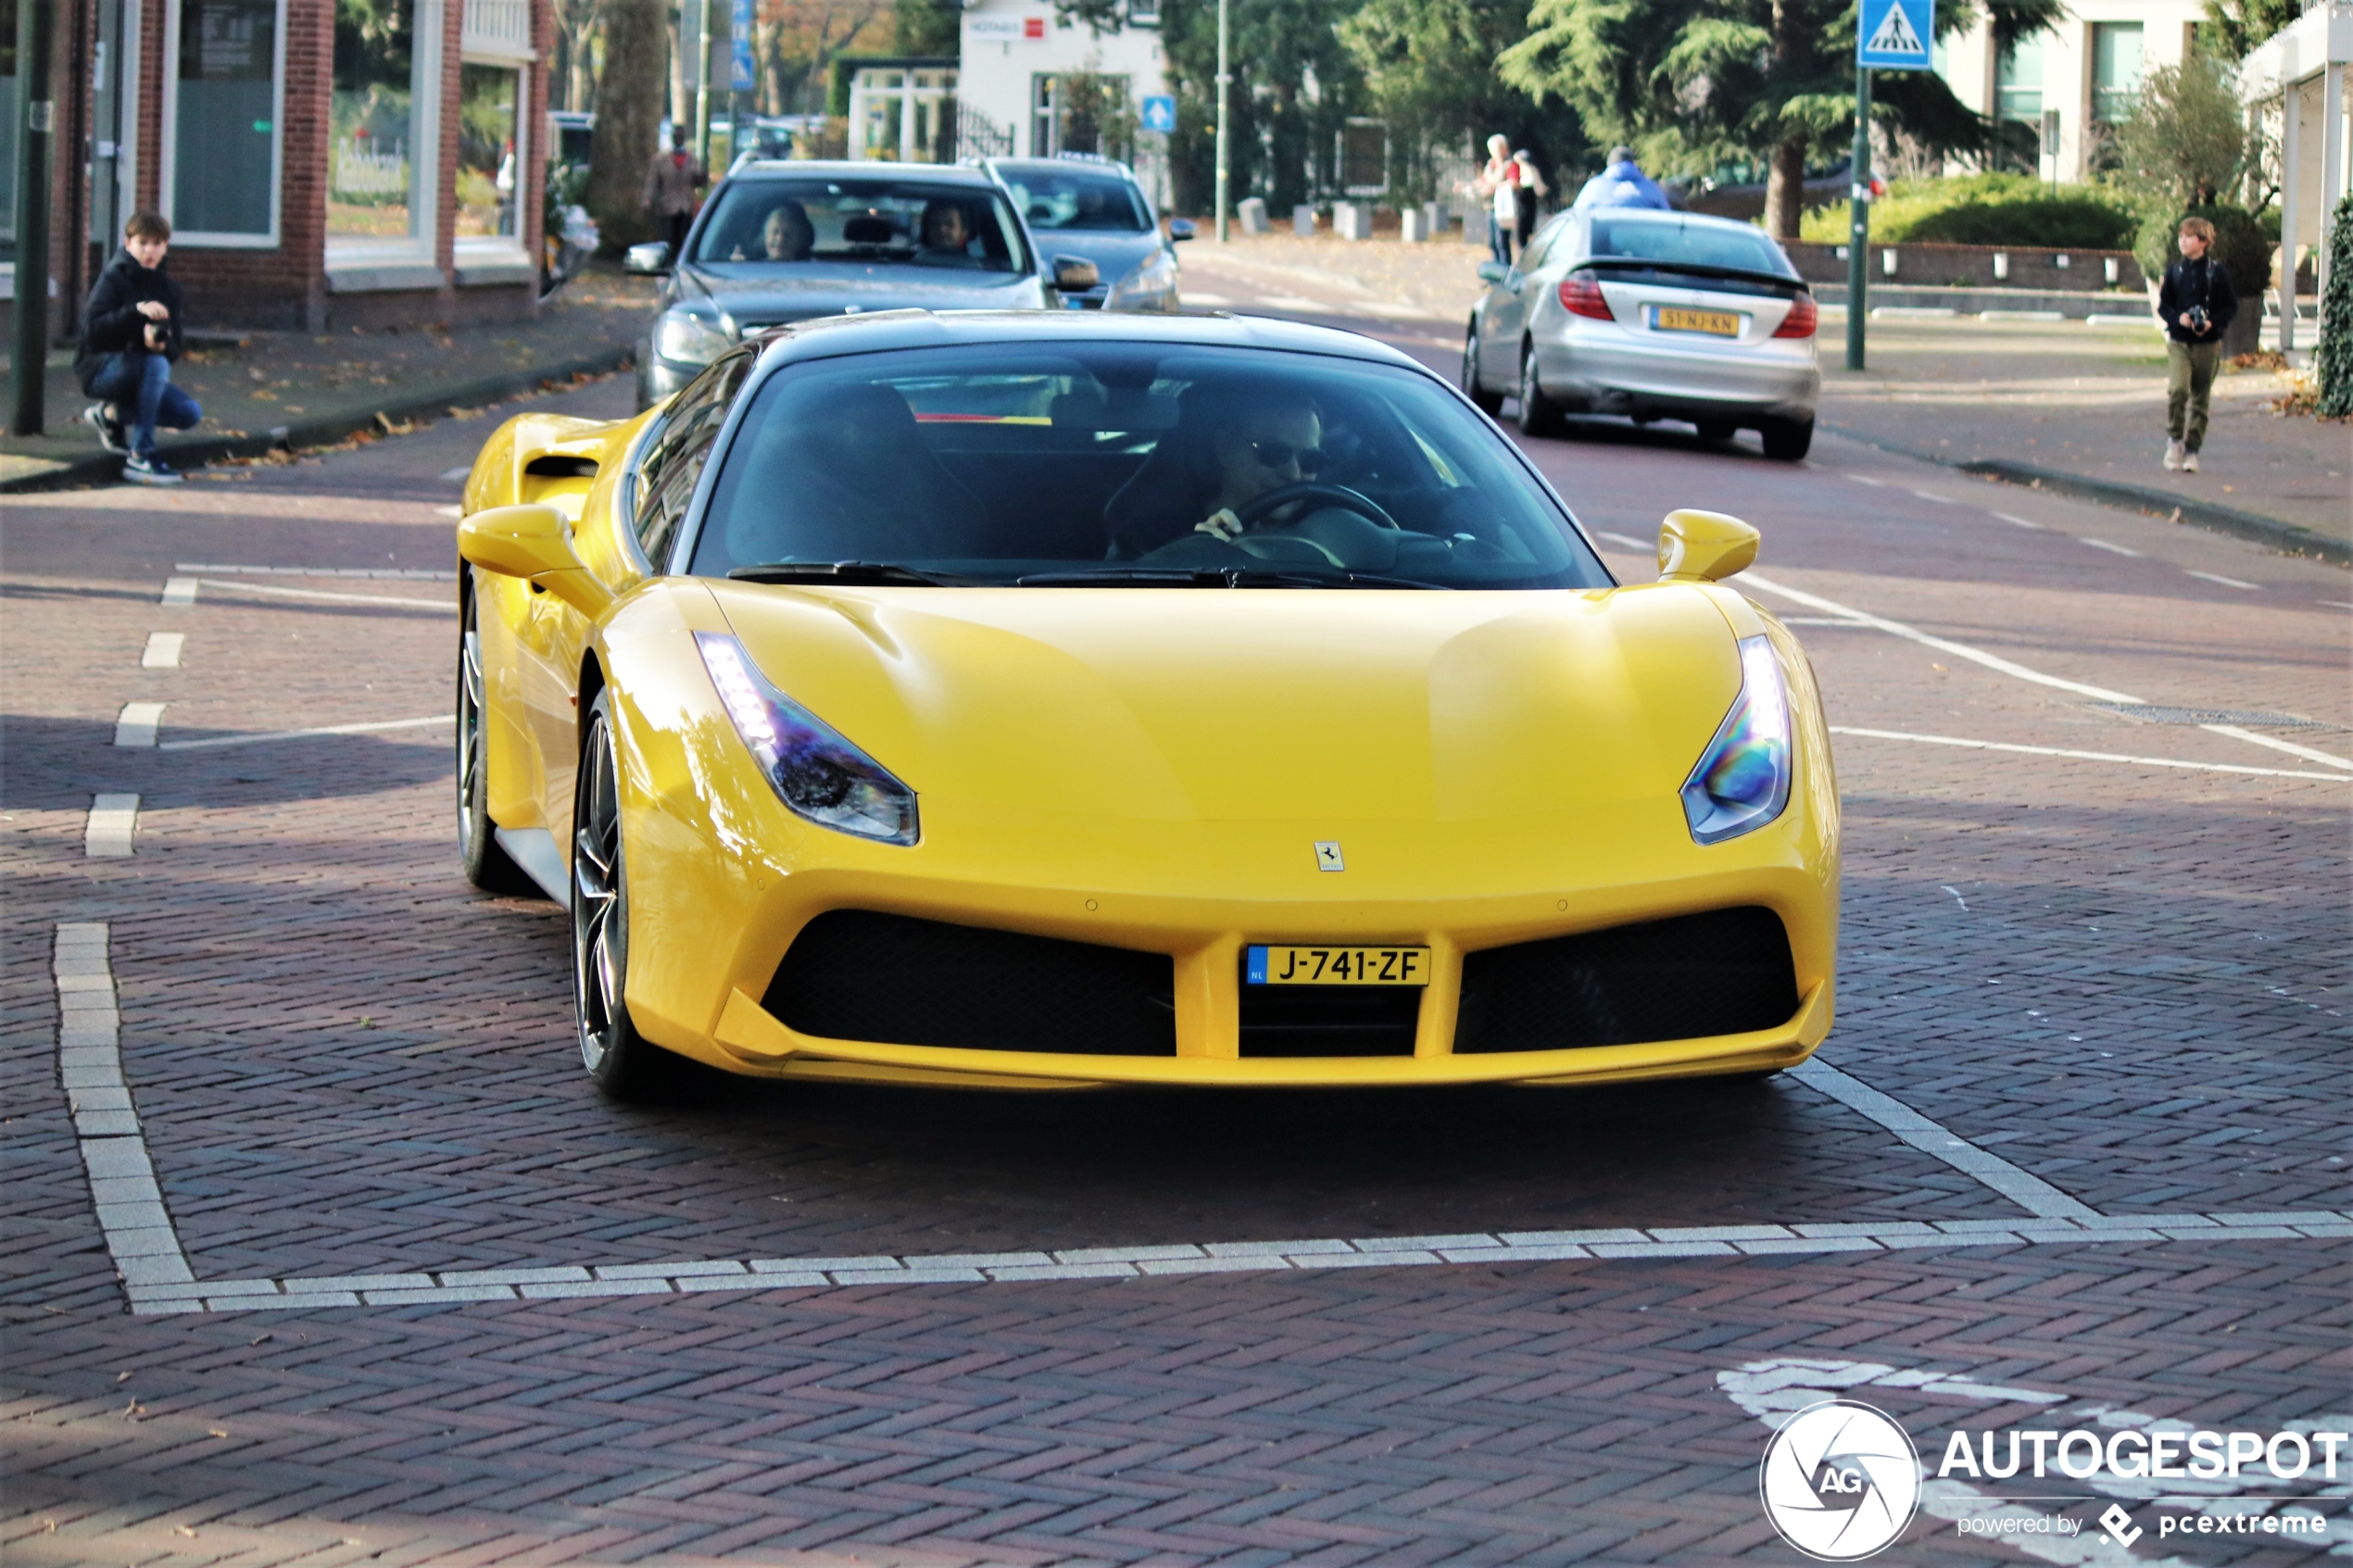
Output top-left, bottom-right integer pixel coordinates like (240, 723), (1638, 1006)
(89, 350), (202, 458)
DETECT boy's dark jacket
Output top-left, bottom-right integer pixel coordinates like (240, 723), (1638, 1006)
(76, 248), (185, 394)
(2158, 255), (2236, 345)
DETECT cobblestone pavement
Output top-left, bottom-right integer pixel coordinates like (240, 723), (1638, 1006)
(3, 316), (2347, 1567)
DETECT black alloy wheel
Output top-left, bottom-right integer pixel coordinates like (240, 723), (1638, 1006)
(1516, 345), (1563, 437)
(456, 581), (531, 895)
(1462, 328), (1503, 417)
(573, 690), (685, 1098)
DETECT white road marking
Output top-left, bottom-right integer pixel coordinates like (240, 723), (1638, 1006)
(2183, 569), (2259, 590)
(113, 702), (166, 748)
(2321, 600), (2353, 610)
(1597, 531), (1651, 551)
(1940, 884), (1968, 911)
(1910, 489), (1957, 504)
(175, 563), (456, 580)
(157, 714), (453, 752)
(84, 794), (139, 858)
(1829, 724), (2351, 782)
(1992, 511), (2043, 529)
(435, 505), (464, 519)
(1790, 1059), (2096, 1219)
(2196, 723), (2353, 771)
(54, 924), (198, 1296)
(1844, 473), (1887, 487)
(159, 577), (196, 607)
(1738, 573), (2145, 704)
(140, 632), (184, 669)
(2080, 537), (2143, 557)
(439, 466), (472, 482)
(1779, 616), (1873, 627)
(196, 579), (449, 610)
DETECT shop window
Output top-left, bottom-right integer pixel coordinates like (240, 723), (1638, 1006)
(164, 0), (284, 241)
(458, 63), (521, 237)
(333, 0), (434, 245)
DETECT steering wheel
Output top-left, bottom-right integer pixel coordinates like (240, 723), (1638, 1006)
(1234, 482), (1399, 532)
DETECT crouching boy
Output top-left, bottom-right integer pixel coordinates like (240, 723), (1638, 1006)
(78, 210), (202, 484)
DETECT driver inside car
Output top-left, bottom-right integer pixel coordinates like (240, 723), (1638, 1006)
(736, 201), (813, 262)
(1194, 397), (1322, 542)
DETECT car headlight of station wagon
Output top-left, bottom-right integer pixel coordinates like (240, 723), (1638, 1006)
(696, 633), (919, 845)
(1106, 248), (1176, 309)
(1681, 634), (1792, 845)
(656, 307), (733, 366)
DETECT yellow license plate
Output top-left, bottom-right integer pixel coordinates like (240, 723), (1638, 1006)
(1246, 945), (1431, 986)
(1655, 307), (1742, 336)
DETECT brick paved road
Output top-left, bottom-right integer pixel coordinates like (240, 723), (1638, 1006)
(4, 331), (2347, 1566)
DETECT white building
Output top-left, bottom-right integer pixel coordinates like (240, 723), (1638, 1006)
(956, 0), (1176, 201)
(1934, 0), (2205, 182)
(2238, 1), (2349, 347)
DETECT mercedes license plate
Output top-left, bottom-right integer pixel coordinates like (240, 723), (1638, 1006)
(1655, 307), (1742, 336)
(1245, 946), (1430, 986)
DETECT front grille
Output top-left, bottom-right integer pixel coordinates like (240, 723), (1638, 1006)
(1452, 906), (1797, 1055)
(766, 910), (1176, 1056)
(1239, 965), (1422, 1058)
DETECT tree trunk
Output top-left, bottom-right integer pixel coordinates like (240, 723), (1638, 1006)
(585, 0), (668, 250)
(1762, 135), (1808, 240)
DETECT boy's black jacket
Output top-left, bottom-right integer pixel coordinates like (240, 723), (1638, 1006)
(2158, 255), (2237, 345)
(76, 248), (185, 393)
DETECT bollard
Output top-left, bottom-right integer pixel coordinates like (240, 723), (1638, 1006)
(1993, 252), (2008, 281)
(1881, 248), (1898, 277)
(1423, 200), (1449, 239)
(1400, 208), (1426, 243)
(1292, 204), (1318, 238)
(1237, 196), (1269, 234)
(1335, 202), (1369, 241)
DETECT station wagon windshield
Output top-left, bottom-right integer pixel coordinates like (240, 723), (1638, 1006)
(692, 179), (1033, 274)
(999, 168), (1156, 233)
(688, 344), (1610, 590)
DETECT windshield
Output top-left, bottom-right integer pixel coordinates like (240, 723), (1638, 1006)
(1588, 218), (1793, 277)
(998, 167), (1154, 233)
(692, 178), (1033, 273)
(687, 344), (1611, 590)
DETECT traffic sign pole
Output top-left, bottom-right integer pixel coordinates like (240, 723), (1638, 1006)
(10, 0), (55, 436)
(1846, 63), (1870, 372)
(1214, 0), (1230, 243)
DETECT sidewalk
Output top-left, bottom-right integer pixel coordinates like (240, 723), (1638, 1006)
(1182, 232), (2347, 559)
(0, 268), (657, 491)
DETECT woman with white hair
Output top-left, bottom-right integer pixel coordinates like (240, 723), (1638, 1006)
(1470, 134), (1520, 264)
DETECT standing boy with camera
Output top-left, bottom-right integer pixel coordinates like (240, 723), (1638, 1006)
(2157, 216), (2235, 474)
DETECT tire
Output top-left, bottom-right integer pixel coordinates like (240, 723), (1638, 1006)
(1761, 416), (1815, 461)
(456, 582), (535, 896)
(573, 691), (690, 1100)
(1694, 419), (1737, 444)
(1462, 327), (1503, 417)
(1516, 345), (1563, 437)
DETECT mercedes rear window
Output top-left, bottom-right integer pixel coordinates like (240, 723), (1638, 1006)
(1589, 219), (1795, 278)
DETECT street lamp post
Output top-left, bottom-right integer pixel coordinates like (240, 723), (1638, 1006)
(1845, 61), (1871, 372)
(1214, 0), (1230, 242)
(10, 0), (56, 436)
(692, 0), (713, 172)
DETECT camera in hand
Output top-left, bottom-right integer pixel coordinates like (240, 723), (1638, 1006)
(2183, 305), (2210, 336)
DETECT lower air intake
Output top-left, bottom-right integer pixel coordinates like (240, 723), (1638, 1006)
(1452, 906), (1797, 1054)
(1239, 972), (1422, 1058)
(766, 910), (1177, 1056)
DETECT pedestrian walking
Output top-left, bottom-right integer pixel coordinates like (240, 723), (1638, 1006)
(77, 209), (202, 486)
(1573, 147), (1672, 211)
(1469, 135), (1520, 264)
(644, 129), (707, 258)
(1511, 149), (1548, 245)
(2157, 215), (2236, 474)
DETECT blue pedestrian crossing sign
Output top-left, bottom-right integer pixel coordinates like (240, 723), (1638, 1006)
(1140, 95), (1177, 133)
(1857, 0), (1931, 69)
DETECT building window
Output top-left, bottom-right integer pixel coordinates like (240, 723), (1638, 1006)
(851, 65), (956, 164)
(164, 0), (285, 243)
(332, 0), (438, 248)
(1339, 119), (1387, 195)
(1994, 31), (2043, 127)
(1030, 71), (1128, 160)
(2091, 22), (2143, 125)
(458, 63), (522, 237)
(0, 0), (19, 246)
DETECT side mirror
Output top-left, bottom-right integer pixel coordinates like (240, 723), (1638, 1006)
(458, 504), (615, 618)
(1655, 508), (1759, 583)
(1167, 218), (1197, 242)
(1051, 254), (1100, 292)
(624, 241), (673, 275)
(1476, 259), (1508, 285)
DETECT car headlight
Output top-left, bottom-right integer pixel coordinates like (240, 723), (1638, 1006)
(1105, 247), (1176, 309)
(1680, 634), (1792, 845)
(655, 307), (733, 366)
(696, 633), (919, 845)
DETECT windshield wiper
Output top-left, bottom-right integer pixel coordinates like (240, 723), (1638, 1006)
(726, 561), (969, 586)
(1016, 567), (1449, 590)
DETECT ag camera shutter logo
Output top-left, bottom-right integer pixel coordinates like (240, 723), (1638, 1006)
(1759, 1399), (1922, 1560)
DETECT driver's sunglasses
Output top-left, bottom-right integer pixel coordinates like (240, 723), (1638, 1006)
(1250, 440), (1324, 475)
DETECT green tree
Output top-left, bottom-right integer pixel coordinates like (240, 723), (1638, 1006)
(2106, 52), (2259, 208)
(1498, 0), (2064, 239)
(2200, 0), (2299, 59)
(1339, 0), (1585, 201)
(894, 0), (960, 56)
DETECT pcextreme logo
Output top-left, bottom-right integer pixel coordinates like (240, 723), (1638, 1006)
(1759, 1399), (1923, 1561)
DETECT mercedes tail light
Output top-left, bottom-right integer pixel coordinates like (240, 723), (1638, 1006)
(1773, 295), (1818, 338)
(1558, 274), (1615, 321)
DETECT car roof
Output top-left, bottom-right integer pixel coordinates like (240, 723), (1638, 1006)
(986, 157), (1139, 182)
(720, 160), (1002, 188)
(754, 308), (1428, 373)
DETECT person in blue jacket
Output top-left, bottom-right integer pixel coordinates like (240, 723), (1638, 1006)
(1574, 148), (1673, 211)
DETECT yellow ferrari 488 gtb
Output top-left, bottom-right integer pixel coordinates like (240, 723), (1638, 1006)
(455, 310), (1837, 1098)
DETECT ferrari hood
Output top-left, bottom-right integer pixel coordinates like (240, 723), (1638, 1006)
(705, 583), (1743, 828)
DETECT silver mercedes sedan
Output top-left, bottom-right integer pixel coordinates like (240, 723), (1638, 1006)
(1463, 208), (1821, 459)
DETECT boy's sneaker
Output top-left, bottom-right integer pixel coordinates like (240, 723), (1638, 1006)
(2162, 439), (2184, 470)
(122, 453), (183, 486)
(84, 403), (128, 454)
(2181, 450), (2199, 473)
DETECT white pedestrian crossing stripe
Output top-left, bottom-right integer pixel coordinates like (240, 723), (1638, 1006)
(1864, 0), (1924, 58)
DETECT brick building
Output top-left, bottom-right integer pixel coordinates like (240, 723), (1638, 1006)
(3, 0), (549, 335)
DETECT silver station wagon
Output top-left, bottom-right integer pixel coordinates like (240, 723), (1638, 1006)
(1463, 208), (1821, 459)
